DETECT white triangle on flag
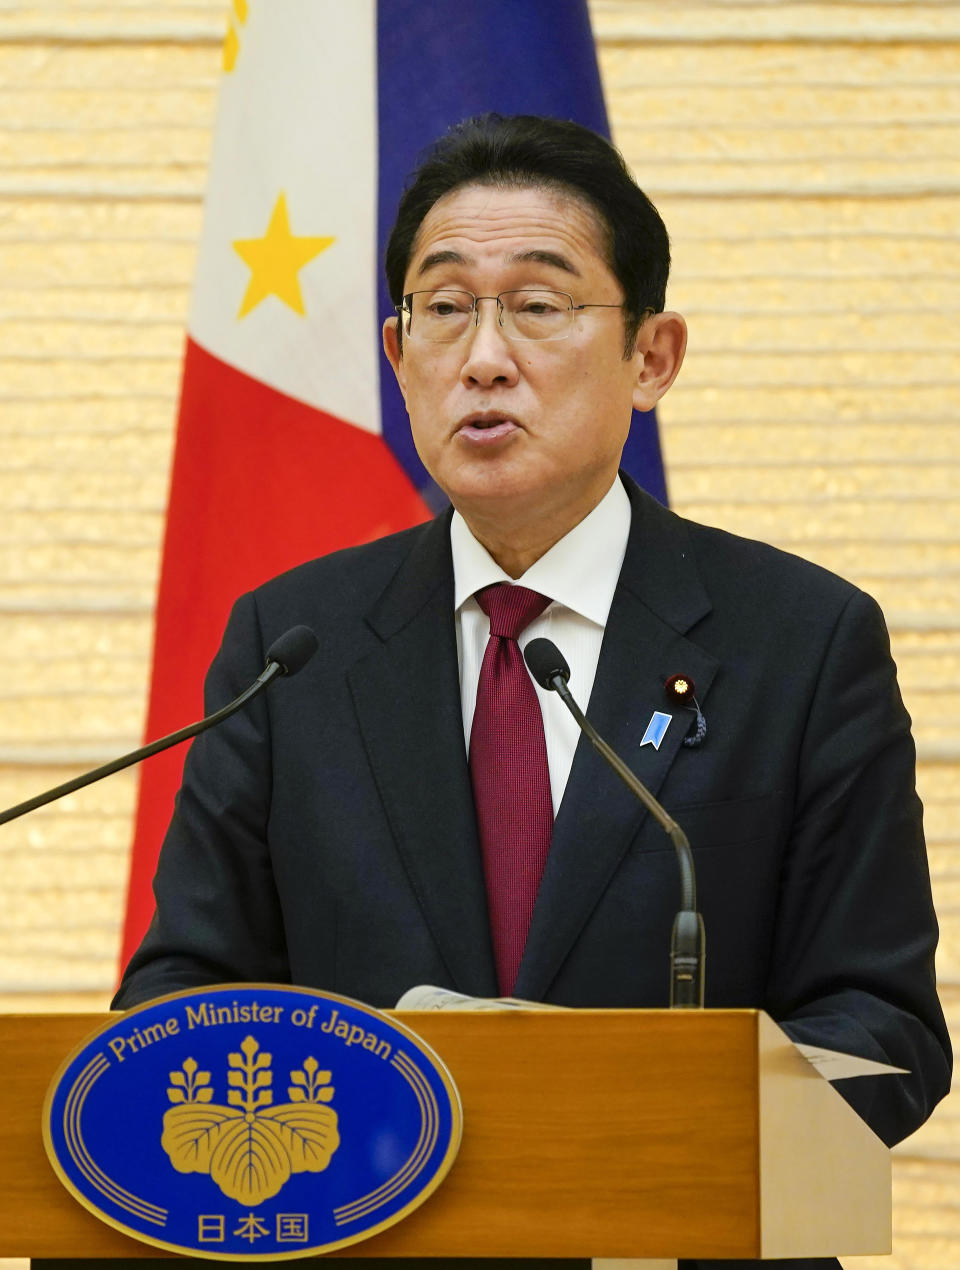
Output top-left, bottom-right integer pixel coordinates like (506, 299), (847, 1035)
(189, 0), (381, 436)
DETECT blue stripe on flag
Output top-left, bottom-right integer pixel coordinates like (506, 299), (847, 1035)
(376, 0), (668, 509)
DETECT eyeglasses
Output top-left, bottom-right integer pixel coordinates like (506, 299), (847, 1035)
(397, 289), (625, 343)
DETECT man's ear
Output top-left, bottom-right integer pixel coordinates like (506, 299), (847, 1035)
(631, 311), (687, 413)
(382, 316), (406, 398)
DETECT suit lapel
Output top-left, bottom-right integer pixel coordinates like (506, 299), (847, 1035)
(346, 514), (498, 997)
(515, 481), (720, 1000)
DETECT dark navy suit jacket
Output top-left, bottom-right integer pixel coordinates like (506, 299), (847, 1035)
(115, 476), (951, 1270)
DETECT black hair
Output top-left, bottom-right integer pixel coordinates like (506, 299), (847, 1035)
(385, 113), (670, 357)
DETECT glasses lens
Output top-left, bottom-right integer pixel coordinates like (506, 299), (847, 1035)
(501, 291), (573, 340)
(407, 290), (475, 342)
(403, 290), (575, 341)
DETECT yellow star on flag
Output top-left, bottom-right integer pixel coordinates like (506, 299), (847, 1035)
(232, 193), (335, 318)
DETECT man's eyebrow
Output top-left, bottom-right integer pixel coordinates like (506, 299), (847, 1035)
(506, 248), (580, 276)
(417, 250), (472, 276)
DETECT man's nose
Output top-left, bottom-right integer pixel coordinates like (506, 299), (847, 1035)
(459, 298), (520, 386)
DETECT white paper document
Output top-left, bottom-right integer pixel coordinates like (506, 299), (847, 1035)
(396, 987), (909, 1082)
(395, 984), (562, 1011)
(793, 1042), (909, 1081)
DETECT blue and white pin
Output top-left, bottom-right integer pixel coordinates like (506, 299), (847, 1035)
(640, 710), (673, 750)
(664, 673), (707, 748)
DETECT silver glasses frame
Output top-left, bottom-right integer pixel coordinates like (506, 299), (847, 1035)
(396, 288), (625, 343)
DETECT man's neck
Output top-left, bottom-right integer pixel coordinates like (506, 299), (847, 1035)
(467, 537), (552, 580)
(455, 477), (619, 578)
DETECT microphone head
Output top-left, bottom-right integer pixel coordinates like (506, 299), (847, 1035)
(265, 625), (319, 677)
(523, 637), (570, 690)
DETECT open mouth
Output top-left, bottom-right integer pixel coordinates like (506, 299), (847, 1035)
(457, 413), (520, 444)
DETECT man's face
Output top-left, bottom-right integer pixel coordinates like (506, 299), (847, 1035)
(383, 184), (672, 534)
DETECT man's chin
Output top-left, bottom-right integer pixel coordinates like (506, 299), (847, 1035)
(449, 473), (595, 545)
(444, 463), (549, 512)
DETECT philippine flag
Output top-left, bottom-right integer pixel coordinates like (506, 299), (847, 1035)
(119, 0), (668, 965)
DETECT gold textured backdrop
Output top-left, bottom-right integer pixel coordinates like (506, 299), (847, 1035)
(0, 3), (956, 1266)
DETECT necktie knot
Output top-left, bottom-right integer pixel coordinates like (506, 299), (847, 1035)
(475, 583), (550, 640)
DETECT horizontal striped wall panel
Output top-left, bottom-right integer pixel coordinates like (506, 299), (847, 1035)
(0, 2), (956, 1265)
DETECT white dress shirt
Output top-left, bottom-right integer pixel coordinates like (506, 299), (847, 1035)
(452, 476), (632, 816)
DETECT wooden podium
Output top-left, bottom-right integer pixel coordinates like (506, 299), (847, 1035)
(0, 1008), (890, 1261)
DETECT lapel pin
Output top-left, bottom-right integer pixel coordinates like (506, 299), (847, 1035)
(664, 673), (707, 748)
(640, 710), (672, 750)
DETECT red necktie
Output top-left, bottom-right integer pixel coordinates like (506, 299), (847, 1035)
(469, 583), (553, 995)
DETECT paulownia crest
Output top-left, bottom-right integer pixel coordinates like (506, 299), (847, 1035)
(161, 1036), (340, 1205)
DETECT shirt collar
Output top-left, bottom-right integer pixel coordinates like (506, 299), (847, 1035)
(450, 475), (632, 627)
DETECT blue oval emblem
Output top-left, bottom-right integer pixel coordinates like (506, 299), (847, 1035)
(43, 985), (462, 1258)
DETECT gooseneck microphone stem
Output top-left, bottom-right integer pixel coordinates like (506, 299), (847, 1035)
(550, 674), (697, 911)
(0, 625), (318, 827)
(524, 637), (705, 1009)
(0, 668), (277, 827)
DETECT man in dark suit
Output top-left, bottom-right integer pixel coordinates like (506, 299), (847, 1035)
(115, 116), (951, 1269)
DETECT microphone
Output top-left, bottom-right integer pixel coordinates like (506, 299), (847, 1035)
(0, 624), (319, 827)
(524, 637), (705, 1008)
(264, 625), (319, 676)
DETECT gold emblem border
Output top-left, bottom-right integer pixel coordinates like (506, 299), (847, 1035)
(41, 982), (464, 1262)
(60, 1052), (168, 1226)
(333, 1048), (438, 1225)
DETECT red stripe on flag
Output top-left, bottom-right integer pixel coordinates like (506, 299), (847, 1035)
(119, 337), (430, 966)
